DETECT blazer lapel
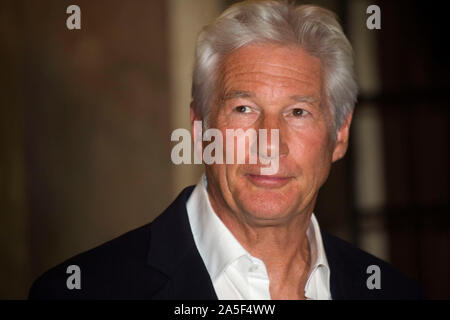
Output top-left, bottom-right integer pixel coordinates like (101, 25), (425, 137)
(146, 186), (218, 299)
(321, 232), (360, 299)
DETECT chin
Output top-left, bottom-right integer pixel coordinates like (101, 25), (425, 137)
(235, 189), (297, 222)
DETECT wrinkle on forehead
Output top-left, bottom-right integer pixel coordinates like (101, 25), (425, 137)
(223, 70), (320, 93)
(223, 43), (321, 73)
(225, 61), (321, 82)
(220, 43), (322, 95)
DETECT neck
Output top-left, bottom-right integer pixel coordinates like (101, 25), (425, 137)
(206, 186), (315, 298)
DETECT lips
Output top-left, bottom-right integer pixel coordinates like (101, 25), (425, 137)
(246, 174), (292, 188)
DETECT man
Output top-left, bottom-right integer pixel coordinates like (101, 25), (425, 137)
(29, 0), (424, 300)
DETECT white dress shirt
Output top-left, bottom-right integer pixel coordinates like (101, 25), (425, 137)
(186, 175), (331, 300)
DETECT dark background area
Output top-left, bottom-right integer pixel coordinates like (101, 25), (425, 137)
(1, 0), (449, 299)
(317, 0), (450, 298)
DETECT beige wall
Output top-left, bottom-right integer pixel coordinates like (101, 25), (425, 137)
(1, 0), (174, 298)
(0, 0), (223, 300)
(168, 0), (221, 194)
(0, 1), (30, 299)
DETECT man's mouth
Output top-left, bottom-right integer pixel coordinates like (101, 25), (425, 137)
(246, 174), (292, 188)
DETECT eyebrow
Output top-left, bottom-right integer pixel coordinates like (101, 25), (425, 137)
(289, 95), (319, 104)
(222, 90), (255, 101)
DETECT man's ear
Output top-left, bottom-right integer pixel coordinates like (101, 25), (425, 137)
(190, 101), (196, 123)
(332, 110), (353, 163)
(190, 101), (201, 137)
(190, 102), (205, 162)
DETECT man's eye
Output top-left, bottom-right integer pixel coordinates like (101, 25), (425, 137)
(292, 108), (307, 117)
(235, 106), (251, 113)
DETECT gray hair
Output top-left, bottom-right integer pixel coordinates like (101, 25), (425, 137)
(192, 0), (358, 133)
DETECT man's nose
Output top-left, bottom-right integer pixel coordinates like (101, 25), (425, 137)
(255, 114), (289, 159)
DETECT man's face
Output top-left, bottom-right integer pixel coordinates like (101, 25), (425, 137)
(193, 43), (350, 226)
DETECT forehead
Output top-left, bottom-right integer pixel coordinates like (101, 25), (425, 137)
(220, 43), (322, 97)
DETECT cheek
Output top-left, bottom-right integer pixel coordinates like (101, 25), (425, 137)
(289, 129), (333, 175)
(205, 163), (231, 203)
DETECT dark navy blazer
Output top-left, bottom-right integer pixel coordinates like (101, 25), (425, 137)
(29, 186), (425, 300)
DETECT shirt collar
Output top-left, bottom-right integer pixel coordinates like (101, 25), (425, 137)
(304, 214), (331, 299)
(187, 175), (250, 282)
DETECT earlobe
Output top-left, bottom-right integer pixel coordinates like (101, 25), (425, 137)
(331, 111), (353, 163)
(190, 102), (196, 124)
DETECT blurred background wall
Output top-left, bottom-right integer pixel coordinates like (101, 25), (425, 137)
(0, 0), (448, 299)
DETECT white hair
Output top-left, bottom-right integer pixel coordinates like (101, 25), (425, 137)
(192, 0), (358, 133)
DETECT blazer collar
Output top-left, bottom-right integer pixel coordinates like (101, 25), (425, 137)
(147, 186), (218, 299)
(321, 231), (360, 300)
